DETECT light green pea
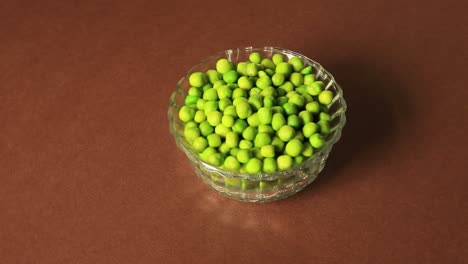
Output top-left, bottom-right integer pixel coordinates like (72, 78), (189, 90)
(194, 110), (206, 123)
(192, 137), (208, 153)
(279, 81), (294, 92)
(217, 85), (232, 100)
(239, 140), (253, 150)
(218, 98), (232, 111)
(285, 139), (303, 157)
(250, 87), (262, 96)
(257, 107), (273, 125)
(302, 122), (319, 138)
(223, 105), (237, 118)
(219, 143), (231, 154)
(275, 96), (288, 106)
(237, 76), (253, 90)
(249, 52), (262, 64)
(260, 86), (277, 97)
(263, 157), (277, 173)
(306, 82), (322, 96)
(276, 62), (292, 76)
(301, 65), (313, 75)
(179, 106), (196, 122)
(202, 83), (213, 92)
(271, 106), (284, 114)
(318, 120), (331, 135)
(298, 110), (313, 124)
(302, 142), (314, 157)
(212, 80), (226, 89)
(183, 95), (198, 108)
(232, 118), (248, 134)
(206, 69), (221, 84)
(236, 101), (252, 119)
(236, 149), (252, 164)
(199, 121), (214, 136)
(303, 94), (314, 103)
(254, 132), (271, 148)
(288, 94), (305, 108)
(261, 58), (275, 70)
(245, 158), (262, 174)
(184, 127), (200, 143)
(233, 96), (248, 107)
(203, 88), (218, 101)
(260, 145), (275, 158)
(230, 148), (240, 157)
(247, 113), (260, 127)
(248, 94), (263, 111)
(256, 76), (272, 89)
(258, 124), (274, 135)
(207, 134), (222, 148)
(263, 96), (275, 108)
(216, 58), (233, 74)
(207, 111), (222, 126)
(277, 155), (293, 171)
(288, 56), (304, 72)
(207, 152), (224, 167)
(305, 101), (320, 114)
(184, 121), (198, 129)
(277, 125), (295, 142)
(272, 53), (285, 65)
(319, 112), (331, 121)
(309, 133), (325, 148)
(271, 73), (285, 86)
(246, 63), (258, 77)
(258, 71), (268, 78)
(318, 90), (334, 105)
(282, 102), (298, 115)
(265, 69), (275, 76)
(236, 62), (247, 75)
(225, 131), (239, 148)
(287, 115), (300, 129)
(188, 86), (202, 97)
(221, 115), (235, 128)
(232, 88), (247, 98)
(272, 113), (286, 131)
(294, 155), (305, 166)
(200, 147), (217, 160)
(290, 72), (303, 87)
(189, 72), (206, 88)
(242, 126), (257, 141)
(294, 131), (304, 141)
(295, 85), (308, 96)
(196, 98), (206, 110)
(271, 136), (285, 152)
(303, 74), (316, 85)
(215, 124), (231, 137)
(223, 70), (238, 84)
(224, 156), (241, 172)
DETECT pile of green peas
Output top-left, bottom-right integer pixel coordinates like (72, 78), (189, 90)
(179, 52), (334, 174)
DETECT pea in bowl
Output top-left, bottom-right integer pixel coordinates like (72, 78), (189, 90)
(168, 47), (346, 202)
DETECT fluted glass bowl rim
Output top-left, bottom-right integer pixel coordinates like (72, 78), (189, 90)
(168, 46), (347, 181)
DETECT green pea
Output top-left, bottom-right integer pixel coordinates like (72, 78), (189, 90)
(207, 134), (221, 148)
(265, 69), (275, 76)
(263, 96), (275, 108)
(207, 111), (222, 126)
(294, 130), (304, 141)
(206, 69), (221, 84)
(194, 110), (206, 123)
(236, 102), (252, 119)
(305, 101), (320, 114)
(192, 137), (208, 153)
(207, 152), (224, 166)
(318, 90), (334, 105)
(251, 147), (263, 159)
(294, 155), (305, 166)
(232, 88), (247, 98)
(272, 113), (286, 131)
(201, 147), (217, 159)
(239, 139), (253, 150)
(271, 136), (285, 152)
(276, 62), (292, 76)
(246, 63), (258, 77)
(285, 139), (303, 157)
(223, 105), (237, 117)
(302, 122), (319, 138)
(215, 124), (231, 137)
(260, 86), (277, 97)
(298, 110), (313, 124)
(188, 86), (202, 97)
(256, 107), (272, 125)
(242, 126), (257, 141)
(290, 72), (303, 87)
(256, 76), (272, 89)
(263, 157), (277, 173)
(184, 127), (200, 143)
(277, 125), (295, 142)
(199, 121), (214, 136)
(218, 98), (232, 111)
(302, 142), (314, 157)
(260, 145), (275, 158)
(196, 98), (206, 110)
(216, 58), (233, 74)
(275, 96), (288, 106)
(279, 81), (294, 92)
(272, 53), (285, 65)
(189, 72), (206, 87)
(230, 147), (240, 157)
(249, 87), (262, 96)
(179, 106), (196, 122)
(282, 102), (298, 115)
(254, 132), (272, 148)
(236, 62), (247, 75)
(248, 94), (263, 111)
(216, 85), (232, 100)
(221, 115), (235, 128)
(277, 155), (293, 171)
(237, 76), (253, 90)
(222, 70), (238, 84)
(271, 73), (285, 86)
(224, 156), (241, 172)
(295, 85), (308, 96)
(212, 80), (226, 89)
(245, 158), (262, 174)
(301, 65), (313, 75)
(203, 88), (218, 101)
(303, 94), (314, 103)
(287, 115), (300, 129)
(233, 96), (248, 107)
(288, 56), (304, 72)
(286, 91), (299, 99)
(318, 120), (331, 135)
(236, 149), (252, 164)
(225, 131), (239, 148)
(271, 106), (284, 114)
(309, 133), (325, 148)
(306, 82), (322, 96)
(247, 113), (260, 127)
(261, 58), (275, 70)
(249, 52), (262, 64)
(319, 112), (331, 121)
(258, 124), (274, 135)
(232, 118), (247, 134)
(185, 121), (198, 129)
(303, 74), (316, 85)
(219, 143), (231, 155)
(258, 71), (268, 78)
(288, 94), (305, 108)
(202, 83), (213, 91)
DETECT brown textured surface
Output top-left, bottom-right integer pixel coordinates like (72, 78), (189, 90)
(1, 0), (468, 263)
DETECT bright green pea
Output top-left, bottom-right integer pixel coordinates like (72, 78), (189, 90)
(309, 133), (325, 148)
(251, 147), (263, 159)
(294, 155), (305, 166)
(216, 58), (233, 74)
(257, 71), (268, 78)
(256, 76), (272, 89)
(271, 106), (284, 114)
(232, 88), (247, 98)
(200, 147), (217, 160)
(237, 76), (253, 90)
(245, 158), (262, 174)
(302, 122), (319, 138)
(224, 156), (241, 172)
(290, 72), (303, 87)
(295, 85), (308, 96)
(302, 142), (314, 157)
(194, 110), (206, 123)
(301, 65), (313, 75)
(288, 56), (304, 72)
(260, 86), (277, 97)
(249, 52), (262, 64)
(265, 69), (275, 76)
(247, 113), (260, 127)
(189, 72), (206, 87)
(203, 88), (218, 101)
(279, 81), (294, 92)
(288, 94), (305, 108)
(258, 124), (274, 135)
(319, 112), (331, 121)
(184, 127), (200, 143)
(236, 62), (247, 75)
(199, 121), (214, 136)
(263, 96), (275, 108)
(272, 53), (285, 65)
(277, 155), (293, 171)
(287, 115), (300, 129)
(275, 96), (288, 106)
(207, 134), (222, 148)
(215, 124), (231, 137)
(286, 91), (299, 99)
(260, 145), (275, 158)
(212, 80), (226, 89)
(196, 98), (206, 110)
(230, 148), (240, 157)
(271, 136), (285, 152)
(277, 125), (295, 142)
(303, 94), (314, 103)
(306, 82), (322, 96)
(219, 143), (231, 155)
(276, 62), (292, 76)
(218, 98), (232, 111)
(223, 70), (238, 84)
(271, 73), (285, 86)
(206, 69), (221, 84)
(250, 87), (262, 96)
(239, 140), (253, 150)
(318, 120), (331, 135)
(303, 74), (316, 85)
(202, 83), (213, 91)
(242, 126), (257, 141)
(223, 105), (237, 117)
(188, 86), (202, 97)
(282, 102), (298, 115)
(294, 131), (304, 141)
(254, 132), (271, 148)
(318, 90), (334, 105)
(236, 149), (252, 164)
(233, 97), (248, 107)
(179, 106), (196, 122)
(261, 58), (275, 70)
(236, 102), (252, 119)
(257, 107), (273, 125)
(192, 137), (208, 153)
(271, 113), (286, 131)
(246, 63), (258, 77)
(248, 94), (263, 111)
(298, 110), (313, 124)
(263, 157), (277, 173)
(221, 115), (235, 128)
(185, 121), (198, 129)
(207, 152), (224, 166)
(207, 111), (222, 126)
(232, 118), (248, 134)
(305, 101), (320, 114)
(217, 85), (232, 100)
(225, 131), (239, 148)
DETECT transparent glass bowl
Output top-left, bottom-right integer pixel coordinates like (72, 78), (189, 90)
(168, 47), (347, 202)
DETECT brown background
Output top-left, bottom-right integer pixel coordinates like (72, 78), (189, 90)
(1, 0), (467, 263)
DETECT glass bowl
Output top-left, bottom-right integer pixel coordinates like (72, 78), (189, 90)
(168, 47), (347, 202)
